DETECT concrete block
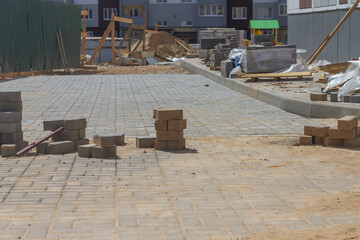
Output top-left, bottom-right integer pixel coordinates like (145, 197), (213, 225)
(167, 139), (186, 151)
(155, 140), (167, 150)
(230, 73), (238, 78)
(330, 92), (338, 102)
(0, 122), (22, 133)
(168, 119), (187, 131)
(92, 146), (116, 159)
(0, 91), (21, 101)
(78, 144), (96, 158)
(0, 101), (22, 112)
(342, 94), (351, 102)
(155, 120), (168, 131)
(153, 109), (158, 119)
(221, 60), (233, 78)
(344, 137), (360, 147)
(313, 136), (324, 145)
(43, 120), (64, 131)
(93, 134), (114, 148)
(36, 141), (50, 155)
(156, 131), (184, 141)
(0, 112), (22, 123)
(64, 118), (87, 130)
(329, 127), (356, 139)
(52, 130), (80, 141)
(155, 109), (183, 120)
(16, 141), (28, 151)
(1, 141), (28, 157)
(114, 134), (125, 146)
(199, 49), (209, 59)
(304, 126), (329, 137)
(338, 116), (358, 131)
(324, 137), (344, 147)
(350, 94), (360, 103)
(1, 144), (16, 157)
(299, 135), (312, 145)
(47, 141), (75, 155)
(2, 132), (23, 144)
(79, 129), (86, 139)
(74, 138), (90, 150)
(310, 93), (327, 101)
(136, 136), (156, 148)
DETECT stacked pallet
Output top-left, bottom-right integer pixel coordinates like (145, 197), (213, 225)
(0, 91), (28, 157)
(37, 118), (89, 155)
(154, 108), (186, 151)
(300, 115), (360, 147)
(78, 134), (124, 158)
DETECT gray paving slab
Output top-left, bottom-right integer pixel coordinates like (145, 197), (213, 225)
(0, 74), (320, 141)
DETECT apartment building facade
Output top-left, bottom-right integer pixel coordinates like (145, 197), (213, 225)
(227, 0), (253, 38)
(288, 0), (359, 62)
(56, 0), (286, 44)
(119, 0), (227, 43)
(252, 0), (288, 43)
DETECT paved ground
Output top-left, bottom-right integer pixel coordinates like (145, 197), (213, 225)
(1, 74), (359, 239)
(0, 74), (319, 141)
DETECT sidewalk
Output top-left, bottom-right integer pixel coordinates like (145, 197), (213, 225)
(180, 58), (360, 118)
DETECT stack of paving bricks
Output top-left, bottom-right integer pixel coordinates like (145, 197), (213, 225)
(78, 134), (124, 158)
(154, 108), (186, 151)
(209, 35), (239, 70)
(0, 91), (28, 157)
(299, 115), (360, 147)
(37, 118), (89, 155)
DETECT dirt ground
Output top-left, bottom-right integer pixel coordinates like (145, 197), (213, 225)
(226, 136), (360, 240)
(18, 64), (191, 77)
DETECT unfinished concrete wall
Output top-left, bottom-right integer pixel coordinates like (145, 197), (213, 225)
(288, 9), (360, 63)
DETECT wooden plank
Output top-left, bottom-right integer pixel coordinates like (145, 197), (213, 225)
(81, 10), (88, 16)
(175, 38), (191, 52)
(114, 16), (133, 24)
(88, 20), (114, 64)
(115, 50), (131, 54)
(118, 28), (131, 48)
(111, 13), (115, 63)
(142, 12), (146, 51)
(131, 39), (143, 55)
(154, 24), (158, 54)
(239, 72), (313, 78)
(145, 29), (159, 34)
(81, 32), (88, 38)
(131, 24), (146, 30)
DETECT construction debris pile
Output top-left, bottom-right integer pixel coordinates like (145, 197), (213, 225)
(0, 92), (28, 157)
(38, 118), (89, 155)
(134, 31), (198, 58)
(300, 115), (360, 147)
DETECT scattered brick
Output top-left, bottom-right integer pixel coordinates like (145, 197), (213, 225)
(92, 146), (117, 159)
(47, 141), (75, 155)
(168, 119), (187, 131)
(156, 130), (183, 141)
(155, 120), (168, 131)
(64, 118), (87, 130)
(299, 135), (312, 145)
(155, 140), (167, 150)
(94, 134), (114, 148)
(304, 126), (329, 137)
(338, 116), (359, 131)
(0, 112), (22, 123)
(114, 134), (125, 146)
(167, 139), (186, 151)
(78, 144), (96, 158)
(136, 136), (156, 148)
(310, 93), (327, 101)
(323, 137), (344, 147)
(329, 127), (356, 139)
(155, 108), (183, 120)
(52, 129), (80, 141)
(2, 132), (23, 144)
(344, 137), (360, 148)
(43, 120), (64, 131)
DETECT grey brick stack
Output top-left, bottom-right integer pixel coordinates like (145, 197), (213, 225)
(38, 118), (89, 155)
(154, 108), (186, 151)
(0, 92), (28, 157)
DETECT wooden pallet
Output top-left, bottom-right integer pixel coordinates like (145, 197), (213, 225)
(239, 72), (313, 82)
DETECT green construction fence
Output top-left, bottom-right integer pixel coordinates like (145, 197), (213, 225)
(0, 0), (81, 73)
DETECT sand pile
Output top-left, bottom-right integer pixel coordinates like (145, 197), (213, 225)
(131, 31), (197, 58)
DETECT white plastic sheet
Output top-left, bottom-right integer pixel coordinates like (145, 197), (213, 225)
(338, 76), (360, 97)
(323, 61), (360, 93)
